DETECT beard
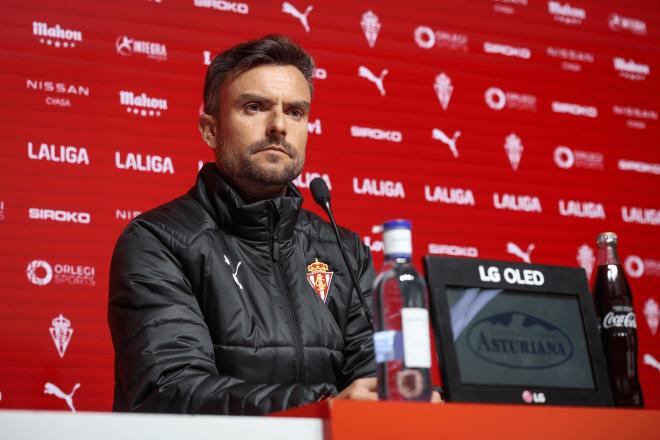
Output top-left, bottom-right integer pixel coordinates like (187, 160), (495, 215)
(216, 136), (305, 187)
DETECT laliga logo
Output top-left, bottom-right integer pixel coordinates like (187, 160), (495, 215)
(26, 260), (53, 286)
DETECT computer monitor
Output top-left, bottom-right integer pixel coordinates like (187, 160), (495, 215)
(424, 256), (613, 406)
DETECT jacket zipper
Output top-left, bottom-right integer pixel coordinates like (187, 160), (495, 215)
(270, 202), (304, 383)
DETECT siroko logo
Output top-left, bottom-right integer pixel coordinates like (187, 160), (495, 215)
(353, 177), (406, 198)
(547, 1), (586, 26)
(551, 101), (598, 118)
(618, 159), (660, 176)
(493, 193), (542, 213)
(116, 35), (167, 61)
(613, 57), (650, 81)
(193, 0), (249, 14)
(504, 133), (524, 170)
(358, 66), (388, 96)
(558, 199), (606, 219)
(361, 10), (381, 48)
(546, 46), (594, 72)
(119, 90), (168, 117)
(413, 26), (468, 52)
(625, 255), (660, 279)
(28, 208), (91, 224)
(27, 141), (90, 165)
(424, 185), (475, 206)
(433, 73), (453, 111)
(553, 146), (604, 170)
(282, 2), (313, 33)
(115, 152), (175, 174)
(428, 243), (478, 258)
(576, 244), (595, 279)
(25, 79), (90, 108)
(26, 259), (96, 287)
(350, 125), (402, 142)
(293, 171), (332, 189)
(484, 87), (536, 112)
(608, 13), (647, 36)
(32, 21), (82, 48)
(621, 206), (659, 226)
(612, 105), (657, 130)
(483, 42), (531, 59)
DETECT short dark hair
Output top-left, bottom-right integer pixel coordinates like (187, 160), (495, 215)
(203, 34), (315, 117)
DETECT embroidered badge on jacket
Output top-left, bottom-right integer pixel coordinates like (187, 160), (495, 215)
(306, 258), (333, 303)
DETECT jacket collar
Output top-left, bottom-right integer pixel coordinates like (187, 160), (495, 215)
(194, 163), (302, 242)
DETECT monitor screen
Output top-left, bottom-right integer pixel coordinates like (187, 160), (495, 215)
(446, 287), (595, 390)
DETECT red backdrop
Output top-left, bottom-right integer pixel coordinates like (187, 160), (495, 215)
(0, 0), (658, 411)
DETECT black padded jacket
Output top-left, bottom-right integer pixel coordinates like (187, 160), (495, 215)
(108, 163), (376, 415)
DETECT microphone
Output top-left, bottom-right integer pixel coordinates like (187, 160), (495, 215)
(310, 178), (375, 331)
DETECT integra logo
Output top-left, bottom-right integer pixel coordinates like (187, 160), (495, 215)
(467, 312), (574, 369)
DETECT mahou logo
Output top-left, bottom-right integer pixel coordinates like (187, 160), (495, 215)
(32, 21), (82, 48)
(504, 133), (523, 170)
(350, 125), (402, 143)
(119, 90), (168, 117)
(353, 177), (406, 198)
(576, 244), (595, 279)
(547, 1), (586, 26)
(28, 208), (91, 224)
(553, 146), (604, 170)
(434, 73), (453, 111)
(116, 35), (167, 61)
(424, 185), (475, 206)
(485, 87), (536, 112)
(493, 193), (542, 213)
(26, 259), (96, 287)
(414, 26), (468, 52)
(361, 10), (381, 48)
(49, 314), (73, 358)
(293, 171), (332, 189)
(115, 152), (175, 174)
(608, 13), (647, 36)
(613, 57), (650, 81)
(27, 141), (90, 165)
(193, 0), (249, 14)
(621, 206), (659, 226)
(558, 199), (606, 219)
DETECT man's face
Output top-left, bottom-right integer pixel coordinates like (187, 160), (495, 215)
(214, 64), (311, 190)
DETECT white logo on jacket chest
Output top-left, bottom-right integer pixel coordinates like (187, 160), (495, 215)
(224, 255), (243, 290)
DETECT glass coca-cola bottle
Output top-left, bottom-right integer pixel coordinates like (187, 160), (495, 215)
(372, 219), (433, 401)
(592, 232), (644, 407)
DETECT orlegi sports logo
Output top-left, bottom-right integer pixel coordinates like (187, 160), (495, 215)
(26, 259), (96, 287)
(546, 46), (594, 72)
(608, 13), (647, 36)
(553, 146), (604, 170)
(353, 177), (406, 199)
(551, 101), (598, 118)
(28, 208), (91, 224)
(612, 105), (657, 130)
(414, 25), (468, 52)
(483, 42), (531, 60)
(193, 0), (249, 14)
(424, 185), (475, 206)
(493, 193), (542, 213)
(350, 125), (402, 143)
(428, 243), (478, 258)
(32, 21), (82, 49)
(558, 199), (606, 219)
(119, 90), (168, 117)
(547, 1), (586, 26)
(25, 78), (90, 108)
(621, 206), (659, 226)
(485, 87), (536, 112)
(115, 151), (175, 174)
(613, 57), (650, 81)
(618, 159), (660, 176)
(466, 311), (573, 369)
(27, 141), (90, 166)
(625, 255), (660, 279)
(116, 35), (167, 61)
(293, 171), (332, 189)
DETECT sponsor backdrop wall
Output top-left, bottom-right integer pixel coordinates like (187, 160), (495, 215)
(1, 0), (659, 412)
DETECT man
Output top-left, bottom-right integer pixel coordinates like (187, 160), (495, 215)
(108, 35), (378, 415)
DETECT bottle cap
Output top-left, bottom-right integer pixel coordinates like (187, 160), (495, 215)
(596, 232), (618, 246)
(383, 219), (412, 259)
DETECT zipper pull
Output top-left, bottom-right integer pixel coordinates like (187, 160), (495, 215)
(272, 233), (279, 261)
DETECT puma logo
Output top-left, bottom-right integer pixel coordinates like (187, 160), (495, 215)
(432, 128), (461, 158)
(282, 2), (313, 32)
(224, 255), (244, 290)
(358, 66), (388, 96)
(644, 353), (660, 372)
(506, 242), (535, 264)
(44, 382), (80, 412)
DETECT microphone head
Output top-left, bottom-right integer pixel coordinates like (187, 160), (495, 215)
(309, 177), (330, 206)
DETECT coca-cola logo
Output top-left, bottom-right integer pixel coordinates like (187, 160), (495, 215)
(602, 311), (637, 329)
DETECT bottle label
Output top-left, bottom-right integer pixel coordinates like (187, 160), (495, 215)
(602, 309), (637, 329)
(373, 330), (403, 363)
(401, 308), (432, 368)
